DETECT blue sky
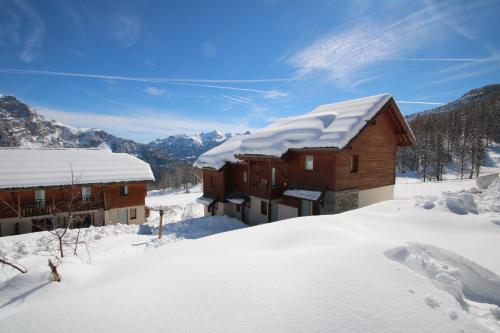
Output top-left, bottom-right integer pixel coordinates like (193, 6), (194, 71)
(0, 0), (499, 143)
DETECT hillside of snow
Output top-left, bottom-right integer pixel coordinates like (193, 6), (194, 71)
(1, 178), (500, 332)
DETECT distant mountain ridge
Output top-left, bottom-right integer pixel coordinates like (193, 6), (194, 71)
(0, 95), (235, 180)
(406, 84), (500, 120)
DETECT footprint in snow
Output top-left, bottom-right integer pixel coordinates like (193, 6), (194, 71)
(448, 310), (458, 320)
(424, 295), (441, 309)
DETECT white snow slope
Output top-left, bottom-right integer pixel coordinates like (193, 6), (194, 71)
(0, 179), (500, 332)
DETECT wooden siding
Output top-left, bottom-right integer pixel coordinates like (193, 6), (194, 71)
(0, 182), (147, 219)
(224, 164), (247, 194)
(106, 183), (147, 209)
(335, 108), (397, 191)
(285, 151), (336, 190)
(202, 169), (225, 201)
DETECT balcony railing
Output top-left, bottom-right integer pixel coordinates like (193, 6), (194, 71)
(249, 181), (284, 199)
(250, 182), (269, 198)
(21, 203), (53, 217)
(21, 200), (101, 217)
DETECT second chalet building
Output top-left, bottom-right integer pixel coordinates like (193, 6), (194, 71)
(194, 94), (415, 225)
(0, 148), (154, 236)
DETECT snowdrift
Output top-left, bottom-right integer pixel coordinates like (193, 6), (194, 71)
(1, 180), (500, 332)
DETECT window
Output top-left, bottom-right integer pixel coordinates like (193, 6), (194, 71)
(243, 171), (247, 184)
(304, 155), (314, 171)
(120, 185), (128, 196)
(211, 175), (216, 187)
(271, 167), (276, 187)
(130, 208), (137, 220)
(260, 200), (268, 216)
(35, 189), (45, 207)
(82, 187), (91, 202)
(350, 155), (359, 173)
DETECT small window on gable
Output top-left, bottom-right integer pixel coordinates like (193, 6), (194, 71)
(260, 200), (268, 216)
(130, 208), (137, 220)
(243, 171), (247, 184)
(350, 155), (359, 173)
(211, 175), (216, 187)
(120, 185), (128, 196)
(304, 155), (314, 171)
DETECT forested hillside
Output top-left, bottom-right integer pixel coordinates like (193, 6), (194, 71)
(397, 84), (500, 180)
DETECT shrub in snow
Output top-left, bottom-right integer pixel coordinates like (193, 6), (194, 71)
(476, 173), (499, 190)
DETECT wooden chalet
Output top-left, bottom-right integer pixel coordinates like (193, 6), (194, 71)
(194, 94), (415, 225)
(0, 148), (154, 236)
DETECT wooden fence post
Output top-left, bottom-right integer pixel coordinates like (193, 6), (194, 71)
(158, 210), (164, 239)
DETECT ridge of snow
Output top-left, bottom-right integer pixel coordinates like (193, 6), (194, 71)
(194, 94), (393, 170)
(0, 148), (154, 189)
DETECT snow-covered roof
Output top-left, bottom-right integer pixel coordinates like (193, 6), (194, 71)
(227, 197), (246, 205)
(283, 189), (323, 201)
(194, 94), (408, 170)
(196, 196), (215, 206)
(0, 148), (154, 190)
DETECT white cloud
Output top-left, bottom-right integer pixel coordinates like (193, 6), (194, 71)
(397, 100), (444, 106)
(201, 41), (217, 58)
(0, 68), (291, 99)
(394, 58), (489, 62)
(65, 49), (88, 58)
(108, 14), (141, 48)
(0, 0), (45, 63)
(429, 64), (500, 84)
(144, 86), (166, 96)
(0, 68), (292, 84)
(175, 82), (288, 99)
(35, 106), (250, 142)
(287, 1), (488, 86)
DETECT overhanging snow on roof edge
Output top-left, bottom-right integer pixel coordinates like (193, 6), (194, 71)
(283, 189), (322, 201)
(0, 148), (154, 190)
(196, 196), (215, 206)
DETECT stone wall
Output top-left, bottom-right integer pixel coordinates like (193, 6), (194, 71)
(320, 189), (359, 215)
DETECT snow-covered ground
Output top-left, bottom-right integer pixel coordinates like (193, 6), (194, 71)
(1, 177), (500, 332)
(145, 184), (205, 226)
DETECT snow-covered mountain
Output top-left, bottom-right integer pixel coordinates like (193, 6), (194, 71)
(0, 95), (235, 180)
(0, 96), (143, 154)
(148, 131), (233, 161)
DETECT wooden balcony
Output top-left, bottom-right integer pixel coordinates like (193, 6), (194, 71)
(250, 182), (269, 198)
(21, 203), (53, 217)
(21, 200), (101, 217)
(250, 181), (284, 199)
